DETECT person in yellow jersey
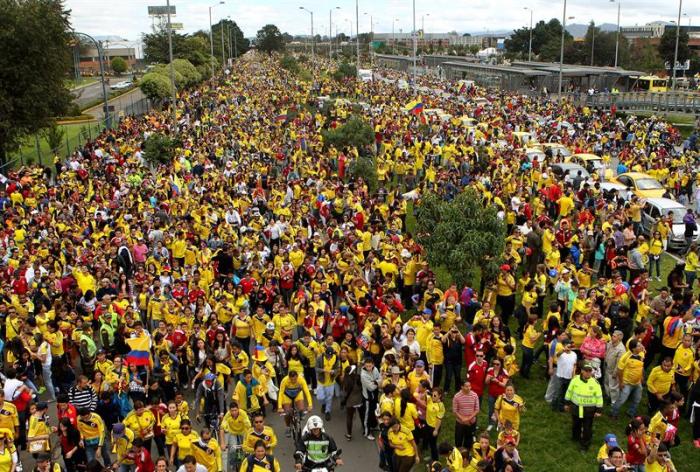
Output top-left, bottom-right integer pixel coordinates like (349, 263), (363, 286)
(191, 427), (222, 472)
(496, 265), (516, 326)
(161, 402), (183, 457)
(0, 428), (17, 472)
(425, 387), (445, 462)
(277, 369), (313, 430)
(315, 347), (340, 421)
(612, 339), (645, 419)
(27, 402), (51, 456)
(426, 324), (445, 388)
(123, 400), (156, 452)
(387, 417), (420, 472)
(221, 402), (251, 471)
(646, 357), (676, 414)
(111, 423), (136, 471)
(673, 333), (695, 399)
(243, 412), (277, 454)
(76, 406), (109, 464)
(493, 383), (525, 431)
(0, 393), (19, 443)
(170, 419), (200, 467)
(407, 360), (430, 395)
(239, 440), (280, 472)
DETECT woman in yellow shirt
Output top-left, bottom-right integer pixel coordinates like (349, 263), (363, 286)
(425, 388), (445, 462)
(161, 402), (182, 452)
(494, 383), (525, 431)
(648, 231), (664, 281)
(170, 420), (200, 465)
(387, 419), (418, 472)
(27, 402), (51, 455)
(393, 389), (419, 432)
(238, 440), (281, 472)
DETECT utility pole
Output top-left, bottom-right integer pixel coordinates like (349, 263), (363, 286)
(558, 0), (567, 99)
(412, 0), (416, 88)
(612, 0), (621, 68)
(166, 0), (177, 131)
(672, 0), (682, 90)
(356, 0), (360, 72)
(524, 7), (533, 62)
(221, 19), (226, 67)
(591, 21), (595, 66)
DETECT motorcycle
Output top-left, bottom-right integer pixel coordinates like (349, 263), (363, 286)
(294, 448), (343, 472)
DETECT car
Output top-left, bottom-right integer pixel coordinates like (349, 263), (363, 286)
(512, 131), (536, 146)
(524, 147), (546, 163)
(536, 142), (572, 158)
(110, 80), (133, 90)
(641, 198), (698, 250)
(568, 153), (604, 173)
(613, 172), (666, 198)
(550, 163), (590, 184)
(598, 181), (632, 201)
(358, 69), (373, 82)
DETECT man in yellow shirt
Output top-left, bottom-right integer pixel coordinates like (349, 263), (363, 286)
(77, 407), (108, 464)
(673, 333), (695, 399)
(612, 340), (644, 419)
(243, 413), (277, 454)
(496, 265), (516, 325)
(191, 428), (222, 472)
(646, 357), (675, 414)
(221, 402), (251, 471)
(0, 392), (19, 443)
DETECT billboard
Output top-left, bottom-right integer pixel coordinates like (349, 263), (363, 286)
(147, 6), (176, 15)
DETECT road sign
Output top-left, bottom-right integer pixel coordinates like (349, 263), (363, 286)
(170, 22), (184, 30)
(664, 60), (691, 71)
(147, 5), (176, 16)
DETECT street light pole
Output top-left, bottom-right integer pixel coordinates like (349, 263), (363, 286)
(558, 0), (567, 98)
(524, 7), (533, 62)
(356, 0), (360, 72)
(221, 18), (226, 67)
(672, 0), (682, 90)
(74, 31), (111, 129)
(412, 0), (416, 87)
(165, 0), (177, 131)
(330, 6), (340, 59)
(209, 2), (225, 67)
(611, 0), (621, 68)
(591, 21), (595, 66)
(300, 7), (315, 69)
(392, 19), (396, 54)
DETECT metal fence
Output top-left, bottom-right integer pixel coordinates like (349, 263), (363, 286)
(1, 96), (152, 172)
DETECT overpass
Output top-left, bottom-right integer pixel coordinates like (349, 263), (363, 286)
(582, 91), (700, 115)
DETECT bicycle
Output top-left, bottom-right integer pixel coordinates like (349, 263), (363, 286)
(199, 412), (222, 441)
(281, 401), (306, 443)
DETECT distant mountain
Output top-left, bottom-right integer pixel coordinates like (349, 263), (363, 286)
(566, 23), (618, 38)
(463, 23), (616, 39)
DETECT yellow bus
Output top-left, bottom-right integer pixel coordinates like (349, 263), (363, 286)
(632, 76), (668, 92)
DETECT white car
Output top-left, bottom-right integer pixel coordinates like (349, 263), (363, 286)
(110, 81), (133, 90)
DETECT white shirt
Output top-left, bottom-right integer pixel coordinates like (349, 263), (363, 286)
(3, 378), (24, 400)
(556, 351), (578, 380)
(38, 341), (52, 368)
(176, 465), (207, 472)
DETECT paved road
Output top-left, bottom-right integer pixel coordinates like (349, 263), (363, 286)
(84, 88), (147, 122)
(19, 387), (383, 472)
(72, 81), (111, 108)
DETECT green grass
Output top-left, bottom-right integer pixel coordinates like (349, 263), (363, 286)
(7, 121), (105, 167)
(66, 76), (99, 89)
(405, 204), (694, 470)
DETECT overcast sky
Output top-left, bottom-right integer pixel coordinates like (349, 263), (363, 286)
(65, 0), (699, 40)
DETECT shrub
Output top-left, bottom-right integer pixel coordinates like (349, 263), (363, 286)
(142, 134), (176, 165)
(172, 59), (201, 87)
(111, 57), (128, 75)
(332, 62), (356, 81)
(321, 116), (373, 152)
(139, 72), (173, 101)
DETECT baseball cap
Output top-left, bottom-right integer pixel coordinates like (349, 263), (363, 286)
(204, 373), (216, 382)
(415, 360), (425, 368)
(112, 423), (126, 437)
(604, 434), (618, 447)
(582, 362), (594, 371)
(422, 308), (433, 316)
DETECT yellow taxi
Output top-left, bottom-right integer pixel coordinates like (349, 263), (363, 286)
(613, 172), (666, 198)
(568, 153), (604, 172)
(533, 142), (571, 159)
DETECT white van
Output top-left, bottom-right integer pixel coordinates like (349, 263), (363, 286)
(358, 69), (373, 82)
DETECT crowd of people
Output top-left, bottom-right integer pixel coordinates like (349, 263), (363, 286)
(0, 51), (699, 472)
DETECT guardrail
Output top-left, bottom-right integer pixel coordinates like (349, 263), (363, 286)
(583, 92), (700, 114)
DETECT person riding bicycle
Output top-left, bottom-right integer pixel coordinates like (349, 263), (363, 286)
(277, 370), (313, 436)
(193, 373), (225, 426)
(294, 416), (343, 471)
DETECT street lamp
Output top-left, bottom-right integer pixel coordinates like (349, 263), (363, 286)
(355, 0), (360, 73)
(524, 7), (533, 62)
(165, 0), (177, 129)
(73, 31), (111, 129)
(412, 0), (416, 88)
(590, 20), (596, 66)
(610, 0), (621, 68)
(330, 6), (340, 59)
(299, 7), (315, 67)
(557, 0), (568, 98)
(392, 18), (399, 54)
(209, 1), (225, 61)
(672, 0), (682, 90)
(365, 12), (374, 66)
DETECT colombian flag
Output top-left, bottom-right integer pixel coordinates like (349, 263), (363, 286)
(275, 109), (288, 122)
(125, 334), (152, 367)
(403, 98), (424, 115)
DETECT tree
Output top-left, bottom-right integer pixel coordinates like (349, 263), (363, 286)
(111, 56), (128, 75)
(143, 27), (215, 69)
(142, 133), (176, 165)
(332, 62), (356, 81)
(505, 18), (571, 60)
(211, 19), (250, 62)
(43, 121), (65, 154)
(0, 0), (73, 163)
(256, 24), (285, 54)
(139, 72), (172, 101)
(626, 38), (663, 73)
(321, 116), (373, 153)
(280, 55), (299, 73)
(348, 157), (378, 193)
(171, 59), (201, 86)
(414, 190), (507, 288)
(658, 27), (690, 68)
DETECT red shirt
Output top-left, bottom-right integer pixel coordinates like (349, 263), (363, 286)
(467, 360), (488, 397)
(166, 330), (187, 349)
(57, 404), (78, 428)
(134, 448), (154, 472)
(486, 367), (509, 398)
(626, 434), (647, 465)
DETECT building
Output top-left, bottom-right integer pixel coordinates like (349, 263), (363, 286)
(79, 45), (137, 75)
(619, 21), (667, 40)
(372, 32), (505, 50)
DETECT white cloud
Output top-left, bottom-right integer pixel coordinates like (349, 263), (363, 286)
(64, 0), (700, 40)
